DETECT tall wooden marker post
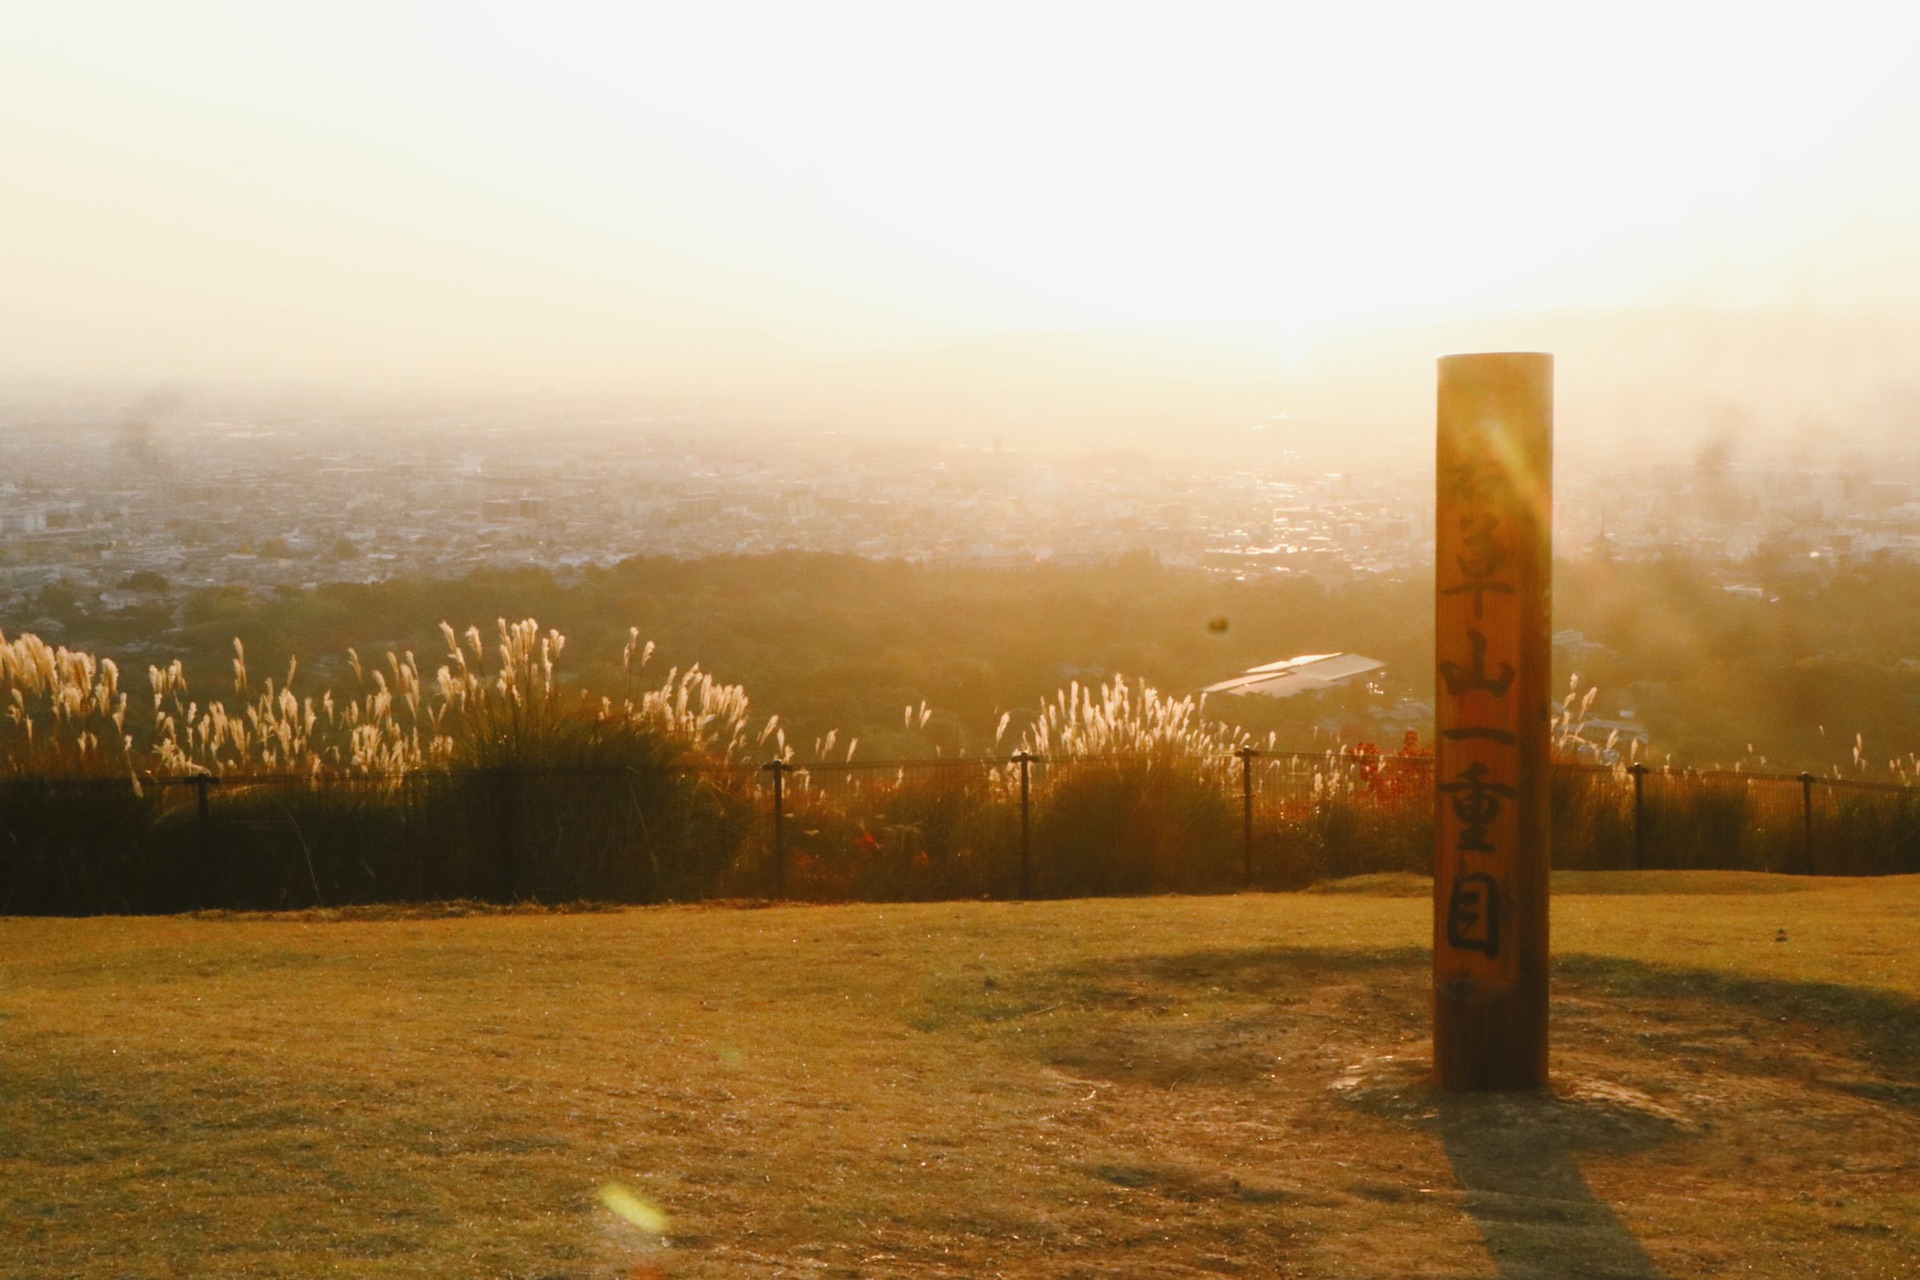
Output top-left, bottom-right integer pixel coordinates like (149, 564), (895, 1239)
(1433, 352), (1553, 1091)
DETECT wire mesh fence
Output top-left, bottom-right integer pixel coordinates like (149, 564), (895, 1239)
(1248, 752), (1434, 887)
(3, 755), (1918, 914)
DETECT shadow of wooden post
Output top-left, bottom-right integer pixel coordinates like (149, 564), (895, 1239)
(1439, 1097), (1666, 1280)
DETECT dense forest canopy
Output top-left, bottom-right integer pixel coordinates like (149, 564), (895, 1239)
(10, 550), (1920, 771)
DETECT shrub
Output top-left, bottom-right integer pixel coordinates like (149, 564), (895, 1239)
(778, 763), (1017, 901)
(1550, 766), (1635, 870)
(0, 631), (133, 779)
(1, 620), (761, 911)
(1017, 677), (1245, 895)
(1254, 746), (1433, 887)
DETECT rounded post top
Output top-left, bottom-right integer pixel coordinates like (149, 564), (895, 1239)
(1437, 351), (1554, 386)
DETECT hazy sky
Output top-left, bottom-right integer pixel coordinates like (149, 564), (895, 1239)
(6, 2), (1920, 390)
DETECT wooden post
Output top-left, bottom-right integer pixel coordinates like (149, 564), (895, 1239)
(1433, 352), (1553, 1091)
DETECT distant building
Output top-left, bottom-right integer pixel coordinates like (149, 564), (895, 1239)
(1202, 545), (1292, 573)
(0, 508), (48, 534)
(1202, 652), (1385, 698)
(1552, 628), (1611, 661)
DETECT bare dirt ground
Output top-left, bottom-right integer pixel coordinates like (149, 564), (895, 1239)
(2, 872), (1916, 1278)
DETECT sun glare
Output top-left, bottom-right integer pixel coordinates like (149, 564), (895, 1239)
(2, 2), (1919, 380)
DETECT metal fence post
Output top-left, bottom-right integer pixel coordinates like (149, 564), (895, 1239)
(1013, 750), (1033, 899)
(1237, 745), (1260, 886)
(192, 774), (213, 831)
(1628, 763), (1647, 871)
(496, 767), (520, 902)
(1799, 772), (1817, 876)
(764, 760), (789, 897)
(191, 774), (218, 907)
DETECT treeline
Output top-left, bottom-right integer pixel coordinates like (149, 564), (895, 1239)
(15, 549), (1920, 770)
(25, 554), (1429, 758)
(1556, 551), (1920, 771)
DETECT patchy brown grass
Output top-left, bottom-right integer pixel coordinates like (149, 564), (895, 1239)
(2, 873), (1918, 1278)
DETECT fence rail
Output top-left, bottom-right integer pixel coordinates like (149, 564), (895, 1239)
(3, 754), (1917, 915)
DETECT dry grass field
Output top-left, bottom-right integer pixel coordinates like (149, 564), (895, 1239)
(3, 873), (1918, 1279)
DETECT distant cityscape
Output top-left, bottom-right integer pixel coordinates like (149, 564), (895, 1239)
(4, 400), (1920, 639)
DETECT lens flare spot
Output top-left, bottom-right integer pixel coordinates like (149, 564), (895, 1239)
(598, 1182), (670, 1235)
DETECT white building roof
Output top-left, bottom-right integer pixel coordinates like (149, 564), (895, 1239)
(1203, 652), (1385, 698)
